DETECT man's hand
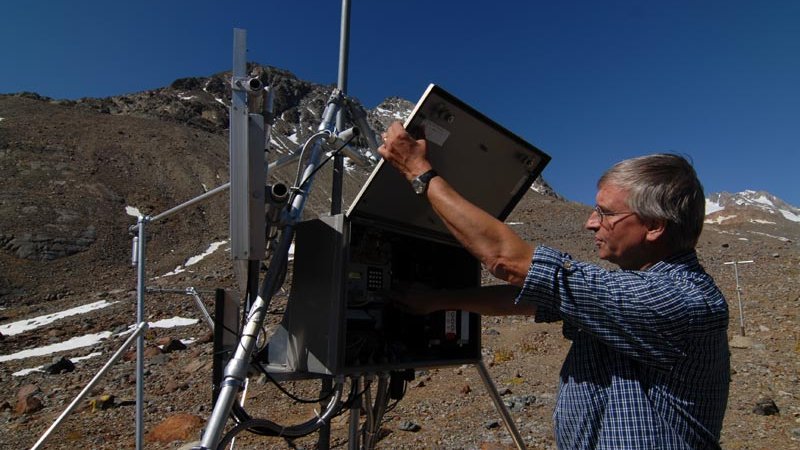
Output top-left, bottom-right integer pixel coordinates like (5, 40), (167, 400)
(378, 121), (433, 181)
(378, 122), (535, 287)
(389, 283), (443, 316)
(392, 284), (536, 316)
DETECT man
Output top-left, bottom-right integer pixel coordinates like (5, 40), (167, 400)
(379, 121), (730, 449)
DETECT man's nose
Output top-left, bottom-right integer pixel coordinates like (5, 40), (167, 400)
(585, 210), (601, 230)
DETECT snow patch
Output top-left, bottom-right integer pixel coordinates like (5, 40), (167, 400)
(2, 317), (200, 366)
(750, 219), (776, 225)
(375, 107), (407, 120)
(705, 215), (737, 224)
(779, 209), (800, 223)
(0, 300), (117, 337)
(147, 316), (199, 328)
(748, 231), (790, 242)
(202, 86), (227, 105)
(0, 331), (113, 363)
(185, 241), (227, 267)
(160, 266), (186, 278)
(2, 295), (202, 370)
(705, 199), (724, 215)
(158, 240), (228, 278)
(751, 194), (775, 207)
(13, 352), (103, 377)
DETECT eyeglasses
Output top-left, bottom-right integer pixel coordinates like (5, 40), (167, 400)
(592, 205), (635, 225)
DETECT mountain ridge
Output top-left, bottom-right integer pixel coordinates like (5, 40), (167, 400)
(6, 66), (796, 215)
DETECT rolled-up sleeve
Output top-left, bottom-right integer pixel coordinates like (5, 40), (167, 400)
(515, 246), (690, 370)
(515, 245), (572, 323)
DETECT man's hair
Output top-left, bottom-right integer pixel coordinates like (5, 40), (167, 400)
(598, 153), (705, 251)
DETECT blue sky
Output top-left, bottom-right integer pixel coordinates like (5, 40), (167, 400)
(2, 1), (798, 207)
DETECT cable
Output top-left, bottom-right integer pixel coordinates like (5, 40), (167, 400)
(293, 131), (330, 188)
(226, 378), (346, 440)
(252, 364), (336, 404)
(296, 132), (357, 192)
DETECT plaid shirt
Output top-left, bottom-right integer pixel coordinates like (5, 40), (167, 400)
(517, 246), (730, 449)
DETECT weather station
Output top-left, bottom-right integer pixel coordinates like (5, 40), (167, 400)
(190, 3), (553, 446)
(198, 37), (549, 446)
(30, 2), (549, 450)
(197, 22), (550, 447)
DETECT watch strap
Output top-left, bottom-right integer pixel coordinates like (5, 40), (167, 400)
(413, 169), (439, 195)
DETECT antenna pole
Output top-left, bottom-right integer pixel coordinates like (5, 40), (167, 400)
(331, 0), (351, 216)
(723, 259), (754, 336)
(321, 3), (350, 448)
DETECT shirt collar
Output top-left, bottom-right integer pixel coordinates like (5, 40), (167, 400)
(646, 250), (700, 273)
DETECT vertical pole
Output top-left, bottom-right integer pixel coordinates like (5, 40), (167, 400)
(724, 260), (753, 337)
(732, 262), (745, 336)
(135, 216), (148, 450)
(347, 377), (361, 450)
(331, 0), (351, 216)
(321, 4), (351, 449)
(337, 0), (351, 96)
(212, 289), (225, 406)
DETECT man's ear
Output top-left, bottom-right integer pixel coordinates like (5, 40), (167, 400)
(645, 218), (667, 242)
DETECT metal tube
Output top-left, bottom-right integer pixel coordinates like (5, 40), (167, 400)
(724, 260), (753, 337)
(198, 294), (271, 448)
(337, 0), (351, 96)
(146, 287), (215, 294)
(187, 287), (215, 331)
(289, 96), (342, 224)
(139, 146), (297, 227)
(134, 217), (148, 450)
(30, 322), (149, 450)
(362, 376), (373, 446)
(347, 377), (361, 450)
(476, 361), (527, 450)
(200, 225), (295, 447)
(150, 182), (230, 224)
(365, 373), (389, 450)
(733, 263), (744, 336)
(332, 0), (351, 216)
(131, 236), (138, 266)
(146, 150), (300, 226)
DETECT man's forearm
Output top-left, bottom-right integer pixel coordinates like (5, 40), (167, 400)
(426, 176), (535, 286)
(425, 285), (536, 316)
(377, 121), (535, 287)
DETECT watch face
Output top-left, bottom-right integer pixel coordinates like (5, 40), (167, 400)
(412, 178), (425, 194)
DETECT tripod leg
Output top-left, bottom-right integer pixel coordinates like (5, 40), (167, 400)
(195, 294), (270, 449)
(347, 377), (361, 450)
(475, 361), (527, 450)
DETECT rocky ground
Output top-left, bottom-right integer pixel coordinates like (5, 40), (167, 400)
(1, 193), (798, 450)
(1, 92), (799, 449)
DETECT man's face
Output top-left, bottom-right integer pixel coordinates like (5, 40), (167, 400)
(585, 183), (654, 270)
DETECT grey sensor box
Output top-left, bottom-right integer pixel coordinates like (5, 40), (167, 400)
(265, 84), (550, 377)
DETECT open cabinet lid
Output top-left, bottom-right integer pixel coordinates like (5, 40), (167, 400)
(347, 84), (551, 241)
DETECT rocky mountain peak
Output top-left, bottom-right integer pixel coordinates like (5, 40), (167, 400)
(706, 190), (800, 223)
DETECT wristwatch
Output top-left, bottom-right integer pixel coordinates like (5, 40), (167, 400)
(411, 169), (439, 195)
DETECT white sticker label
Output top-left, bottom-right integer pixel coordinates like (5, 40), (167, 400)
(421, 119), (450, 147)
(445, 310), (457, 338)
